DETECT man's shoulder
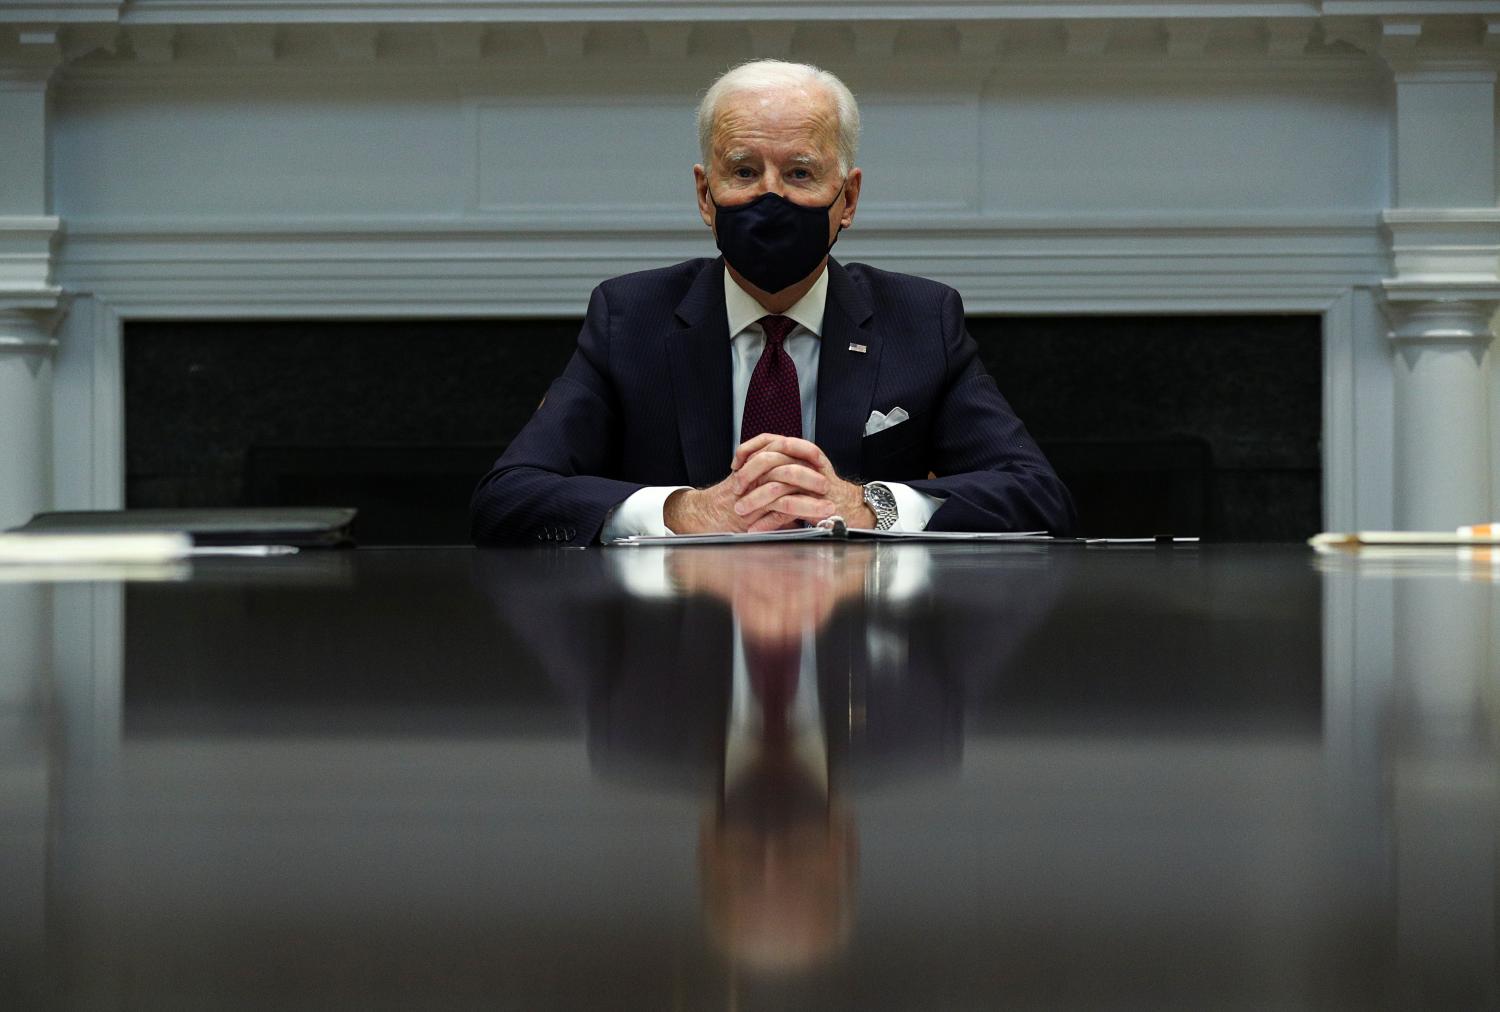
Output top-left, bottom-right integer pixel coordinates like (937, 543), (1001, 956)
(837, 260), (958, 305)
(596, 258), (716, 304)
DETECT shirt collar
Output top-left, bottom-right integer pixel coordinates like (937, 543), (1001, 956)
(723, 265), (828, 341)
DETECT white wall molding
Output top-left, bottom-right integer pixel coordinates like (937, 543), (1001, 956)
(1383, 209), (1500, 286)
(22, 2), (1494, 27)
(49, 55), (1388, 94)
(9, 3), (1496, 68)
(55, 215), (1389, 317)
(0, 216), (63, 298)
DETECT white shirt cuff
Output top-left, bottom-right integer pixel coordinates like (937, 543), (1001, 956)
(599, 485), (692, 543)
(881, 482), (944, 532)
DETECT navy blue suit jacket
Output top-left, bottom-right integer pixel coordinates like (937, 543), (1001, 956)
(471, 257), (1075, 546)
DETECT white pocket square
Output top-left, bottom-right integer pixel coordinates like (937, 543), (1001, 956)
(864, 407), (909, 436)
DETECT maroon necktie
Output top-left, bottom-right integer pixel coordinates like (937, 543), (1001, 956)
(745, 636), (801, 744)
(739, 315), (802, 443)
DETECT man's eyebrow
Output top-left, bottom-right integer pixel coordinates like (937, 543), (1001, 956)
(719, 149), (826, 166)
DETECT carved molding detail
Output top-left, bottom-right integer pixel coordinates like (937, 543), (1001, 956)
(0, 217), (64, 304)
(0, 310), (63, 354)
(1383, 210), (1500, 290)
(1383, 298), (1500, 345)
(0, 13), (1485, 75)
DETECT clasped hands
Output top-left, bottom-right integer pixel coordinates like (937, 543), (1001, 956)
(664, 434), (875, 535)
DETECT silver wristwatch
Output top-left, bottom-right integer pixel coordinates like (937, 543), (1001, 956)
(863, 481), (898, 531)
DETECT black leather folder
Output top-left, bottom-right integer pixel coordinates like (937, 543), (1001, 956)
(12, 508), (358, 547)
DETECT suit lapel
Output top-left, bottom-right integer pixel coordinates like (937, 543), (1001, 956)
(816, 260), (879, 479)
(669, 259), (734, 486)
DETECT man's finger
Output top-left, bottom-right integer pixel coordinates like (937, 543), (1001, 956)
(745, 496), (837, 532)
(734, 480), (797, 516)
(732, 434), (827, 472)
(744, 511), (799, 533)
(735, 456), (828, 496)
(758, 463), (829, 496)
(731, 432), (796, 468)
(731, 451), (799, 494)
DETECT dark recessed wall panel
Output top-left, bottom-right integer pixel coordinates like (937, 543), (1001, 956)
(125, 316), (1320, 544)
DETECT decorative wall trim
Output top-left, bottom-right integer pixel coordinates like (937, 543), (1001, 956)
(55, 214), (1391, 316)
(11, 9), (1488, 79)
(0, 216), (62, 296)
(16, 1), (1494, 27)
(1383, 208), (1500, 285)
(1384, 299), (1500, 344)
(0, 335), (60, 353)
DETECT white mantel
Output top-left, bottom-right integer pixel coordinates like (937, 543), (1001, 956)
(2, 0), (1499, 531)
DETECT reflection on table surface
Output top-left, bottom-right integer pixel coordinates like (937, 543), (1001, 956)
(1, 543), (1496, 1009)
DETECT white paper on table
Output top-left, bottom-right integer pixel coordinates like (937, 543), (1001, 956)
(608, 527), (837, 547)
(844, 529), (1051, 541)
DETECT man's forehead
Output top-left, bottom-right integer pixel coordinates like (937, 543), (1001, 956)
(710, 88), (839, 158)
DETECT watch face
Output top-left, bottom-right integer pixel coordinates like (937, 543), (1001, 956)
(865, 483), (898, 529)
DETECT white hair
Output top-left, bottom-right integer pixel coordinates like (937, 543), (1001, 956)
(697, 60), (860, 175)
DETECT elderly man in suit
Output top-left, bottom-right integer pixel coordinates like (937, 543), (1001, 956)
(471, 59), (1073, 546)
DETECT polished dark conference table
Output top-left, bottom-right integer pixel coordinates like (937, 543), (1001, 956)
(2, 541), (1497, 1009)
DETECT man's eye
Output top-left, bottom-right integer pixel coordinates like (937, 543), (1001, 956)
(732, 167), (756, 179)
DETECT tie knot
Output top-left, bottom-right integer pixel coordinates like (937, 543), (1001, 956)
(759, 315), (796, 347)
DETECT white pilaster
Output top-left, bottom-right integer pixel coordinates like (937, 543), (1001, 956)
(1387, 299), (1496, 529)
(0, 308), (60, 530)
(1381, 20), (1499, 530)
(0, 26), (66, 530)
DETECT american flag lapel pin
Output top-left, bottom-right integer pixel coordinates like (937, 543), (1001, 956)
(848, 342), (867, 354)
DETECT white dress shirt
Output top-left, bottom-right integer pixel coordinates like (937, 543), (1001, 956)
(601, 267), (941, 541)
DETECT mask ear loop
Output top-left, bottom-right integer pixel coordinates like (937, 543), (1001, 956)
(826, 178), (849, 233)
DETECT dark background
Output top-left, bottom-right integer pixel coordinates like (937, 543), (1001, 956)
(124, 316), (1321, 544)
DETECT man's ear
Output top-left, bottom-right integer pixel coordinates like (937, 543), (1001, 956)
(694, 165), (715, 230)
(839, 167), (863, 229)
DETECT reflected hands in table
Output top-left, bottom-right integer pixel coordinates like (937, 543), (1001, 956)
(667, 544), (872, 648)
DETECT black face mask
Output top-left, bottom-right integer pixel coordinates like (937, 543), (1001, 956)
(709, 184), (845, 295)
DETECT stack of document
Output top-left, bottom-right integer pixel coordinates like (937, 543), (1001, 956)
(0, 531), (196, 583)
(0, 531), (194, 564)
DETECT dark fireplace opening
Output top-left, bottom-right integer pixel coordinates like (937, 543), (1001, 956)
(124, 316), (1320, 544)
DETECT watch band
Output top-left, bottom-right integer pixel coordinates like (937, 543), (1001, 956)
(863, 481), (899, 531)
